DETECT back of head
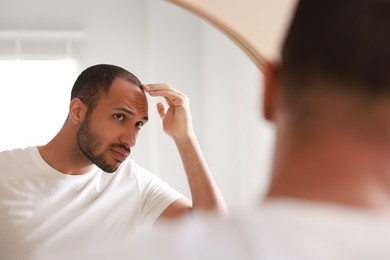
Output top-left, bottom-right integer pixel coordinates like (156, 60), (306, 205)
(71, 64), (142, 112)
(280, 0), (390, 110)
(266, 0), (390, 208)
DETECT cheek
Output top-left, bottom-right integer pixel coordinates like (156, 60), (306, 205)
(89, 117), (120, 142)
(99, 124), (122, 142)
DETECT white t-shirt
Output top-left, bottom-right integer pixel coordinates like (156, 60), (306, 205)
(110, 199), (390, 260)
(0, 146), (183, 259)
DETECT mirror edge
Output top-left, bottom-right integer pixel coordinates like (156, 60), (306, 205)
(166, 0), (266, 71)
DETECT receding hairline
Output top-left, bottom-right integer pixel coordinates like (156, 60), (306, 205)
(68, 64), (144, 119)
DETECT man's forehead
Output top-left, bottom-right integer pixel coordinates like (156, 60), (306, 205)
(100, 79), (148, 110)
(108, 79), (145, 97)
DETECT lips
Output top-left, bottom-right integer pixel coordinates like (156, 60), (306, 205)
(111, 146), (130, 162)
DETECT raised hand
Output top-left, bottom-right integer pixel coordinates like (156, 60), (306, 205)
(143, 84), (194, 140)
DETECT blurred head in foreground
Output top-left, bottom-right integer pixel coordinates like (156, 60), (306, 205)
(264, 0), (390, 210)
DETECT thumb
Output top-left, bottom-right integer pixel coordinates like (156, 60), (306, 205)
(156, 102), (166, 118)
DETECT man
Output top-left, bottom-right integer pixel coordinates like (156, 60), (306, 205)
(0, 64), (227, 258)
(120, 0), (389, 259)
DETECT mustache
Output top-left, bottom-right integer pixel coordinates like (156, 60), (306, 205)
(110, 144), (131, 154)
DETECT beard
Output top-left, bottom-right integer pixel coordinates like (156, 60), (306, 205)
(76, 114), (127, 173)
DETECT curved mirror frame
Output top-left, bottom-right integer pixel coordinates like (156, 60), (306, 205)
(167, 0), (298, 70)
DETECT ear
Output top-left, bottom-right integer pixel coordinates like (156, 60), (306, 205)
(262, 61), (279, 122)
(69, 98), (87, 125)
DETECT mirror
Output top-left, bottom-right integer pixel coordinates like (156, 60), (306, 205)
(167, 0), (298, 68)
(0, 0), (274, 212)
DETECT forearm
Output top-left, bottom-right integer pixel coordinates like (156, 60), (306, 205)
(144, 83), (228, 216)
(174, 133), (228, 214)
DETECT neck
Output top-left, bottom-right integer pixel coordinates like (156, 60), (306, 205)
(39, 124), (94, 175)
(266, 126), (390, 212)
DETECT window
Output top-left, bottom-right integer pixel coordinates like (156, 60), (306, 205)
(0, 59), (78, 151)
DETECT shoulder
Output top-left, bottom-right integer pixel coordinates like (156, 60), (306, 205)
(0, 146), (31, 159)
(259, 199), (390, 259)
(71, 212), (302, 260)
(117, 159), (157, 182)
(0, 146), (41, 181)
(127, 212), (298, 260)
(0, 146), (36, 170)
(112, 159), (159, 190)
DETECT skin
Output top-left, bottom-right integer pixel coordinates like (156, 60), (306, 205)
(39, 78), (227, 221)
(145, 83), (228, 219)
(74, 80), (148, 173)
(263, 62), (390, 212)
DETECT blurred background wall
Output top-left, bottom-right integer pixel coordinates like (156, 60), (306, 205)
(0, 0), (274, 212)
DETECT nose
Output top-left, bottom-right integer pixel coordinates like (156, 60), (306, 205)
(119, 128), (137, 148)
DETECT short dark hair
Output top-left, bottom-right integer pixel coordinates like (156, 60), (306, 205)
(71, 64), (142, 112)
(280, 0), (390, 106)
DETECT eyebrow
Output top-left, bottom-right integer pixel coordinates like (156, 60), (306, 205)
(114, 107), (149, 121)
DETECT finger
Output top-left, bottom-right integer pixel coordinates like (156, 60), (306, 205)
(144, 84), (178, 92)
(147, 90), (183, 99)
(147, 90), (186, 106)
(144, 84), (186, 99)
(156, 102), (166, 119)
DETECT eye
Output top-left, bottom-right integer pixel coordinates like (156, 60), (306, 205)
(113, 114), (125, 121)
(135, 121), (144, 129)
